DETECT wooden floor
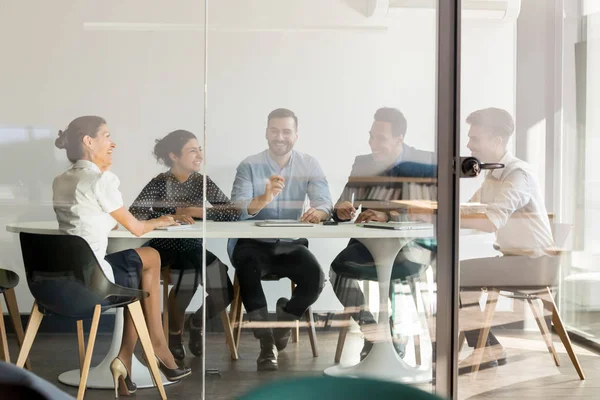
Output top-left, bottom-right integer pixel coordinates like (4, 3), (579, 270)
(3, 328), (600, 399)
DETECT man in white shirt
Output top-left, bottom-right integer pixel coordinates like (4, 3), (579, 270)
(459, 108), (555, 373)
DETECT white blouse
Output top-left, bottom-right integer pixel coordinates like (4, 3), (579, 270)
(52, 160), (124, 282)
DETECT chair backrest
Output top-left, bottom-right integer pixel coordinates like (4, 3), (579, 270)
(238, 376), (444, 400)
(19, 232), (120, 318)
(0, 268), (19, 293)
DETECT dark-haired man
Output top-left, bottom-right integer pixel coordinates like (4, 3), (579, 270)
(330, 107), (436, 360)
(230, 108), (333, 371)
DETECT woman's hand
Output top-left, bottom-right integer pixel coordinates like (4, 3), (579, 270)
(176, 207), (204, 219)
(110, 208), (177, 237)
(154, 215), (178, 228)
(173, 214), (195, 225)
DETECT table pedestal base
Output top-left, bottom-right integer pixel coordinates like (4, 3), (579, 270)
(324, 340), (432, 383)
(324, 237), (432, 384)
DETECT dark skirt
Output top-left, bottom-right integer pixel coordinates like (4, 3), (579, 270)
(155, 247), (234, 321)
(103, 249), (143, 305)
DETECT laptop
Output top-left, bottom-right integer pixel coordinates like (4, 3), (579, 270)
(255, 219), (315, 227)
(358, 221), (432, 231)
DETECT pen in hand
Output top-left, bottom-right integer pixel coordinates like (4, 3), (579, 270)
(351, 203), (362, 223)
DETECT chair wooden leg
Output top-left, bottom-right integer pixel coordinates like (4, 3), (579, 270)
(229, 274), (242, 348)
(16, 303), (44, 368)
(128, 301), (167, 400)
(234, 299), (243, 349)
(334, 311), (352, 363)
(291, 281), (299, 344)
(162, 268), (170, 341)
(76, 305), (101, 400)
(76, 320), (86, 376)
(471, 289), (499, 377)
(4, 288), (31, 370)
(305, 307), (318, 357)
(220, 310), (239, 360)
(0, 300), (9, 363)
(527, 297), (560, 366)
(229, 273), (243, 348)
(541, 287), (585, 380)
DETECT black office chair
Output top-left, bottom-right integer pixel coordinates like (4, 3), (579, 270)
(15, 233), (167, 400)
(331, 255), (430, 364)
(0, 269), (30, 368)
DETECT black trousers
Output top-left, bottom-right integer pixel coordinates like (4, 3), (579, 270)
(330, 239), (424, 326)
(156, 247), (234, 325)
(231, 239), (325, 318)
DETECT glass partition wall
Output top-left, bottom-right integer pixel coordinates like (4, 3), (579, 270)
(5, 1), (599, 400)
(0, 0), (209, 398)
(203, 0), (445, 398)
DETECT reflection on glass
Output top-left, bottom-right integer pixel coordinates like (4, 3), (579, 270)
(458, 108), (557, 375)
(204, 1), (439, 398)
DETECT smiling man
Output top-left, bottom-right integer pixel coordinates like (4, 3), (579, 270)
(230, 108), (332, 371)
(330, 107), (436, 360)
(458, 107), (555, 374)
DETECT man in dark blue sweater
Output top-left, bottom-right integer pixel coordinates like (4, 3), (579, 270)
(330, 107), (436, 361)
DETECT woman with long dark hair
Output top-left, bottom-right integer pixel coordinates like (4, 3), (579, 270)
(130, 130), (238, 360)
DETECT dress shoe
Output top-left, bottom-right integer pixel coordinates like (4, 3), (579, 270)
(168, 332), (186, 361)
(458, 345), (507, 374)
(154, 355), (192, 381)
(257, 337), (278, 371)
(188, 318), (203, 357)
(360, 339), (374, 361)
(273, 297), (294, 351)
(360, 339), (406, 361)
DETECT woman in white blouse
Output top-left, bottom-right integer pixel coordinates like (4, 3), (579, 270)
(53, 116), (191, 397)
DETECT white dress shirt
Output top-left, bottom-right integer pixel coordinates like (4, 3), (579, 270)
(52, 160), (124, 282)
(469, 152), (554, 257)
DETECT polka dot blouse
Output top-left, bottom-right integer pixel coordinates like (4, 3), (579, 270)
(129, 171), (241, 252)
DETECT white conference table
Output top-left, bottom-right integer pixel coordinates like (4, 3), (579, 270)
(7, 220), (435, 386)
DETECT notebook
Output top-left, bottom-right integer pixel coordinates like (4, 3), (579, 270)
(358, 221), (432, 231)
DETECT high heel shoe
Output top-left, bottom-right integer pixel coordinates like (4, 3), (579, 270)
(110, 358), (137, 398)
(154, 355), (192, 381)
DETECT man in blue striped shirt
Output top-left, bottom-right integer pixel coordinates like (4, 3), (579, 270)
(230, 108), (333, 371)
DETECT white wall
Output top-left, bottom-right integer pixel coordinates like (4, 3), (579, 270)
(0, 1), (516, 313)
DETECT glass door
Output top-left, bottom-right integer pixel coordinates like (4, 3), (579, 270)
(456, 1), (600, 398)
